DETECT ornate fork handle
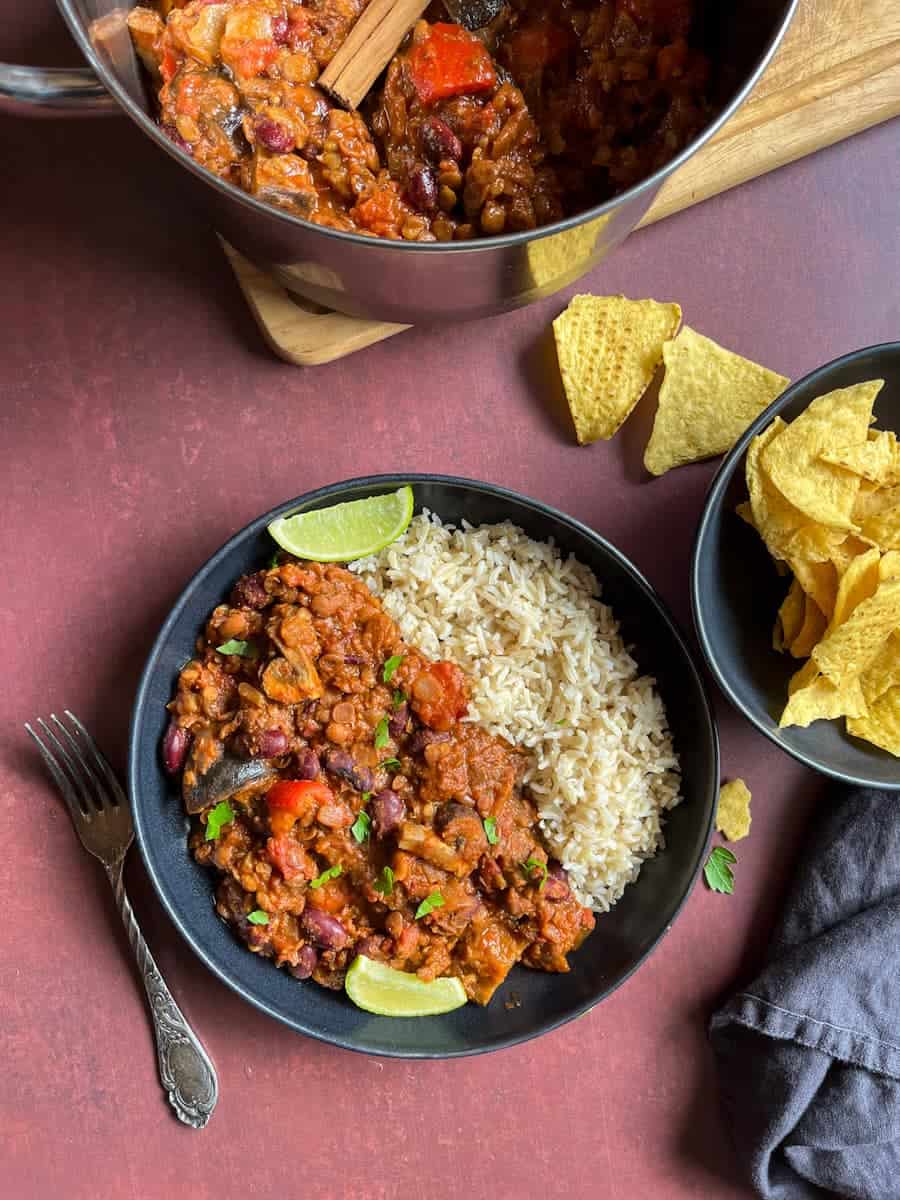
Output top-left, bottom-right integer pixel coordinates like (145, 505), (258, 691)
(107, 860), (218, 1128)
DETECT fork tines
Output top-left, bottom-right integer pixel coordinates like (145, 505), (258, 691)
(24, 710), (125, 821)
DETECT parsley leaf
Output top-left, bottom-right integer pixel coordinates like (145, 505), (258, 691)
(216, 639), (258, 659)
(704, 846), (737, 894)
(393, 690), (406, 709)
(268, 551), (280, 569)
(523, 857), (548, 890)
(361, 791), (373, 803)
(554, 718), (568, 726)
(247, 909), (269, 925)
(383, 655), (403, 683)
(415, 891), (445, 919)
(374, 716), (390, 749)
(351, 810), (371, 843)
(374, 865), (394, 895)
(483, 816), (499, 845)
(205, 801), (235, 841)
(309, 864), (343, 890)
(380, 757), (401, 771)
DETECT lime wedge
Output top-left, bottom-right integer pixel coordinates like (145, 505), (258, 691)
(345, 955), (467, 1017)
(268, 486), (414, 563)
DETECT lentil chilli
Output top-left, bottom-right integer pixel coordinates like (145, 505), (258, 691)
(129, 0), (712, 242)
(165, 556), (595, 1004)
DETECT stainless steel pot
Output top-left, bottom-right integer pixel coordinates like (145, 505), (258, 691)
(3, 0), (797, 322)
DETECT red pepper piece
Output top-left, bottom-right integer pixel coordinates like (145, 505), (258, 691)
(407, 24), (497, 105)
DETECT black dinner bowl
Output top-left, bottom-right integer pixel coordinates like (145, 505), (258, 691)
(692, 344), (900, 791)
(130, 475), (719, 1057)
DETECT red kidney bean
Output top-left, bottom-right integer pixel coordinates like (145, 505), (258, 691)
(257, 729), (289, 757)
(271, 13), (289, 43)
(354, 935), (385, 960)
(323, 749), (373, 793)
(255, 117), (295, 154)
(370, 789), (405, 837)
(388, 701), (408, 739)
(302, 908), (348, 950)
(289, 945), (318, 979)
(544, 861), (571, 900)
(422, 116), (462, 164)
(408, 729), (450, 756)
(230, 571), (269, 610)
(161, 721), (189, 774)
(295, 748), (320, 780)
(407, 165), (438, 212)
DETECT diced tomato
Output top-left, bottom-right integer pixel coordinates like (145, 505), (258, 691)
(160, 46), (180, 85)
(410, 660), (469, 731)
(232, 38), (281, 79)
(267, 779), (333, 835)
(407, 24), (497, 106)
(504, 24), (571, 72)
(174, 73), (203, 116)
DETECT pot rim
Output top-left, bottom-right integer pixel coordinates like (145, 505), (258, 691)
(58, 0), (798, 254)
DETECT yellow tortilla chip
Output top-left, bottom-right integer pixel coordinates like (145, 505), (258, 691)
(847, 686), (900, 757)
(861, 504), (900, 552)
(735, 501), (755, 529)
(820, 430), (898, 484)
(827, 547), (881, 631)
(775, 578), (805, 651)
(553, 294), (682, 444)
(715, 779), (752, 841)
(760, 382), (882, 529)
(644, 327), (788, 476)
(830, 534), (877, 576)
(746, 420), (806, 560)
(789, 593), (828, 658)
(880, 551), (900, 580)
(859, 632), (900, 705)
(812, 577), (900, 686)
(780, 669), (868, 728)
(786, 555), (838, 622)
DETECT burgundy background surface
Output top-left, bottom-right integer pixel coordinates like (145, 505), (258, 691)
(2, 8), (899, 1198)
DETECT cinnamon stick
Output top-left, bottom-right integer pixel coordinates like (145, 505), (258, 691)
(319, 0), (429, 110)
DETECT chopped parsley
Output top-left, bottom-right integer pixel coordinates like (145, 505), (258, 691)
(374, 716), (390, 749)
(351, 810), (371, 843)
(380, 758), (401, 771)
(374, 865), (395, 895)
(523, 857), (548, 890)
(483, 816), (499, 845)
(554, 719), (568, 726)
(704, 846), (737, 894)
(268, 552), (280, 569)
(383, 655), (403, 683)
(392, 690), (406, 709)
(205, 801), (234, 841)
(361, 791), (373, 803)
(247, 910), (269, 925)
(415, 891), (445, 919)
(216, 639), (258, 659)
(309, 864), (343, 889)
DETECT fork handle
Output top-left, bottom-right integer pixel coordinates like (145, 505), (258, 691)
(107, 862), (218, 1128)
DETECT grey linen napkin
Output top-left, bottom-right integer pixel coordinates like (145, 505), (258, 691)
(710, 787), (900, 1199)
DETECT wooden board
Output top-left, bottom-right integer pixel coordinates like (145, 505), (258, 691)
(227, 0), (900, 365)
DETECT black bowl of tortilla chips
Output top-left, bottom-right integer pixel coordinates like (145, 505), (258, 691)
(692, 343), (900, 789)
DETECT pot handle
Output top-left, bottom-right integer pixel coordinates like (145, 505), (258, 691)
(0, 63), (117, 116)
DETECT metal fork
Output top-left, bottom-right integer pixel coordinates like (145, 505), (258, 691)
(25, 711), (218, 1128)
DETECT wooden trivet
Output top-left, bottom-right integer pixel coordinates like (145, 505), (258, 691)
(225, 0), (900, 366)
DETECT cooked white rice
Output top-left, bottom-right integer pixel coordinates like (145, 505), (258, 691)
(351, 514), (681, 912)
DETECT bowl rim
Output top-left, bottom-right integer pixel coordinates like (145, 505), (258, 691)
(691, 342), (900, 791)
(58, 0), (798, 256)
(129, 473), (720, 1055)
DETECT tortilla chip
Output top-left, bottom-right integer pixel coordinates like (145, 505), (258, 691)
(746, 420), (805, 561)
(820, 429), (898, 484)
(760, 382), (882, 529)
(861, 504), (900, 551)
(827, 547), (881, 631)
(880, 551), (900, 581)
(715, 779), (752, 841)
(789, 593), (828, 658)
(553, 294), (682, 444)
(786, 555), (838, 622)
(831, 534), (877, 576)
(847, 686), (900, 757)
(780, 669), (868, 728)
(775, 578), (805, 651)
(735, 501), (755, 529)
(859, 632), (900, 705)
(644, 327), (788, 475)
(812, 578), (900, 686)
